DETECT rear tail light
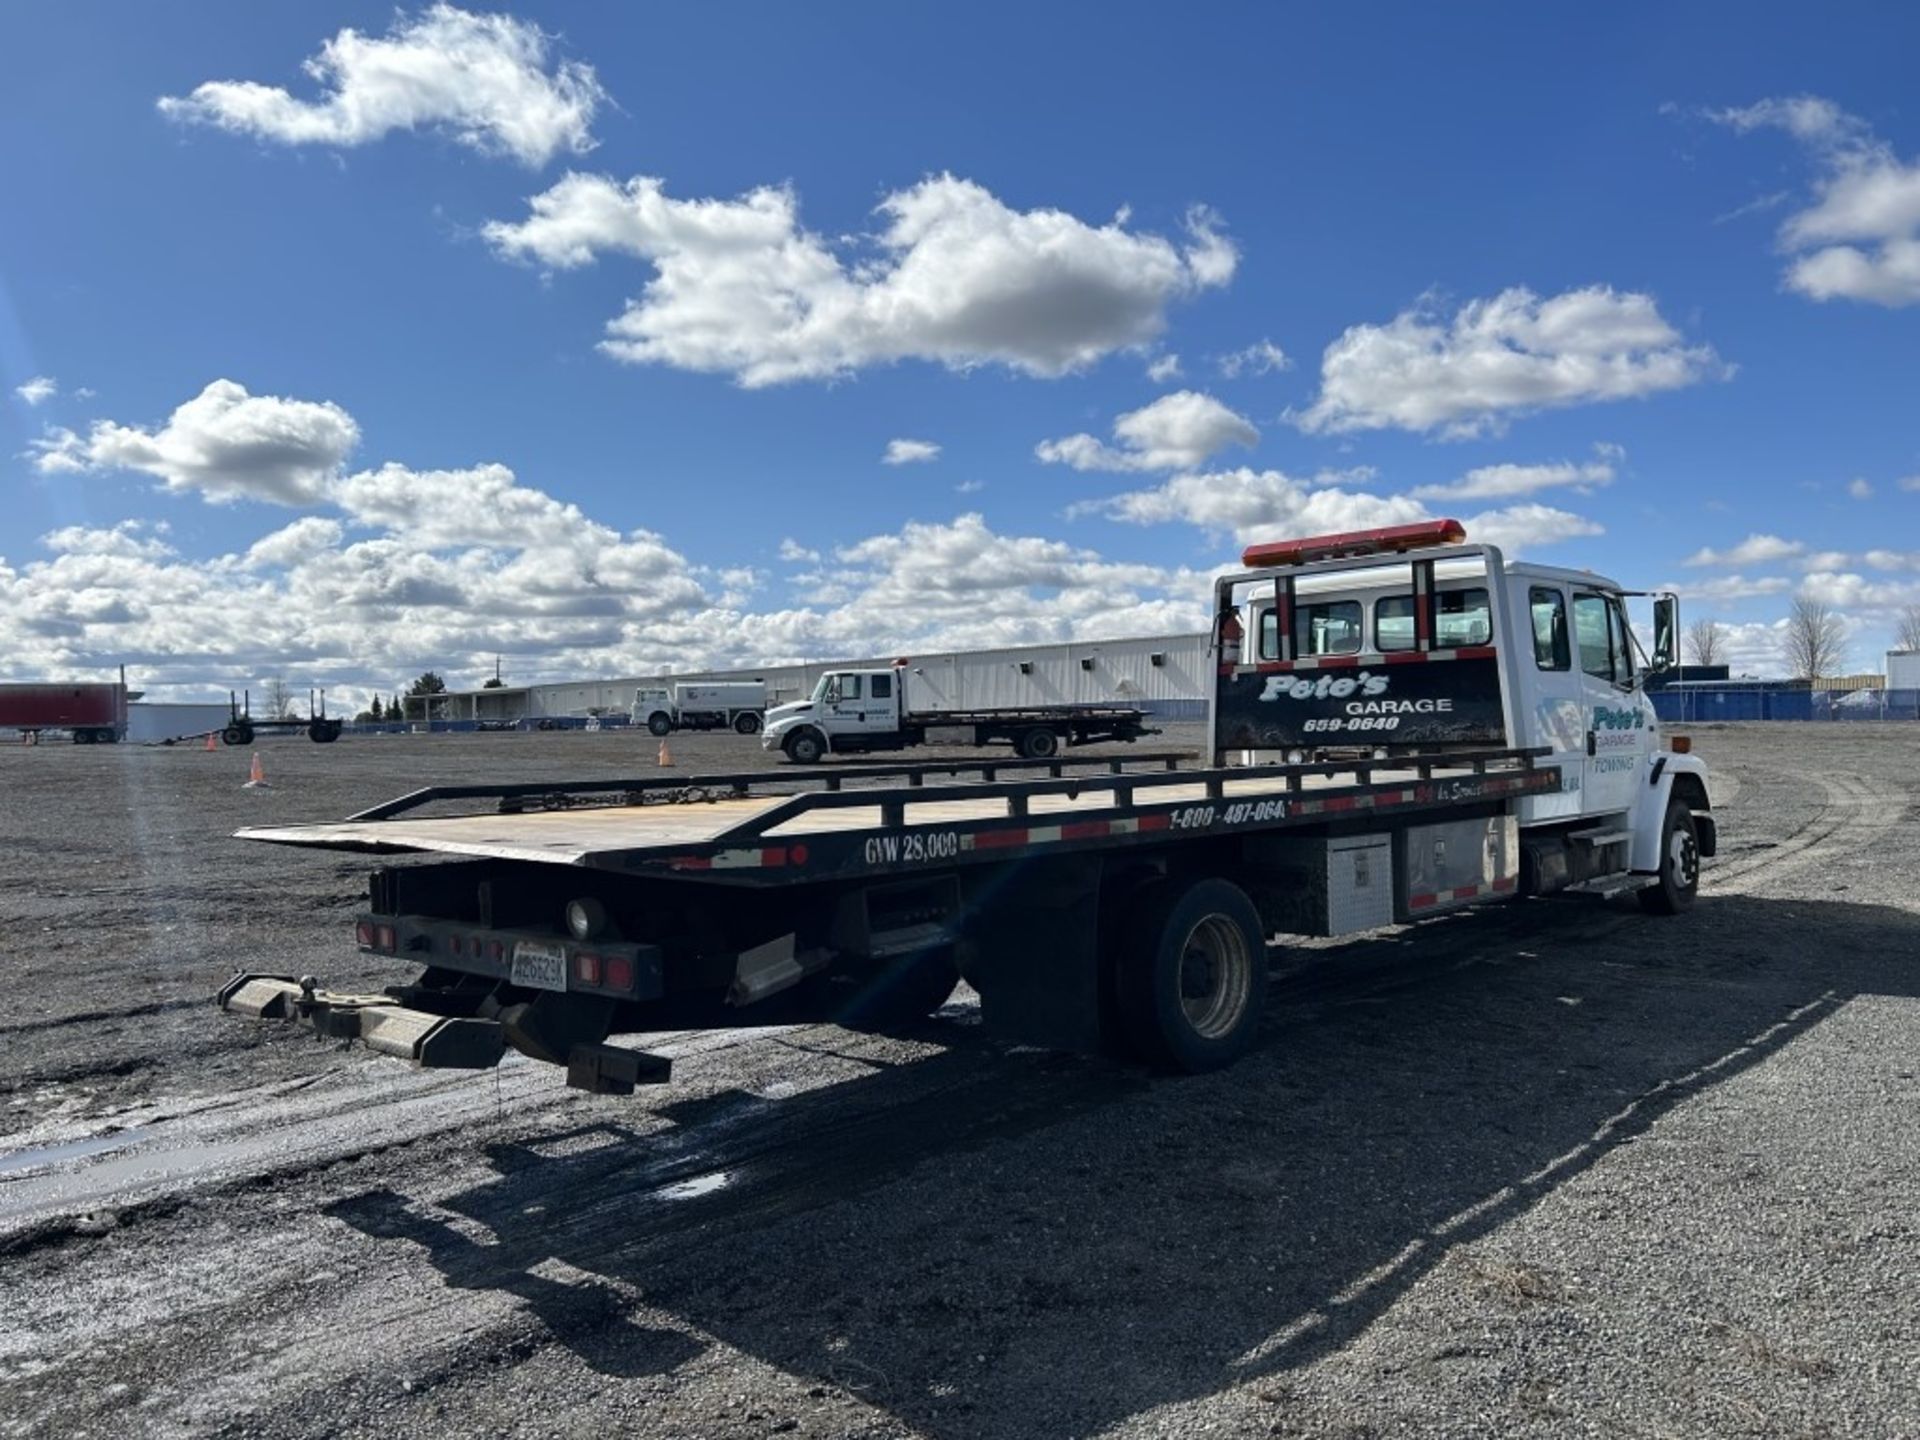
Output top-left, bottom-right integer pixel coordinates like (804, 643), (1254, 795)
(488, 940), (505, 962)
(572, 952), (602, 986)
(449, 934), (464, 955)
(374, 923), (397, 952)
(604, 955), (635, 992)
(355, 920), (375, 948)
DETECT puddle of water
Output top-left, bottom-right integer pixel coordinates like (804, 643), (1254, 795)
(0, 1127), (152, 1178)
(654, 1171), (732, 1202)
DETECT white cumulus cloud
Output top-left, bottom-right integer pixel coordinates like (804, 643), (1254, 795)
(1708, 95), (1920, 307)
(1036, 391), (1258, 473)
(1146, 353), (1183, 382)
(484, 172), (1236, 386)
(1293, 286), (1726, 437)
(1685, 534), (1805, 568)
(882, 438), (941, 466)
(28, 380), (360, 505)
(1086, 467), (1426, 542)
(1410, 458), (1615, 502)
(157, 4), (606, 167)
(1216, 339), (1291, 378)
(14, 377), (57, 406)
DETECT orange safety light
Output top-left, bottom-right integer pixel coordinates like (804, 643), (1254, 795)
(1241, 518), (1467, 569)
(1669, 735), (1692, 754)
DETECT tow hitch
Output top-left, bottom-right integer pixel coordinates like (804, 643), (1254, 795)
(218, 973), (506, 1070)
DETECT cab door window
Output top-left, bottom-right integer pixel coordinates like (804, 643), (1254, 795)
(1572, 594), (1618, 681)
(871, 673), (892, 699)
(1530, 587), (1570, 670)
(837, 674), (864, 701)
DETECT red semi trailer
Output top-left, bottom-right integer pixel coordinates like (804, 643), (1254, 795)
(0, 677), (129, 743)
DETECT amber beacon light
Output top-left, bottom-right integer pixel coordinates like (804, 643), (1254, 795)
(1241, 518), (1467, 569)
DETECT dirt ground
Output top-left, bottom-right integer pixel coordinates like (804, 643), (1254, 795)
(1, 723), (1916, 1439)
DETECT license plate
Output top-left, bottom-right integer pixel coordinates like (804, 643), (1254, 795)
(510, 940), (568, 993)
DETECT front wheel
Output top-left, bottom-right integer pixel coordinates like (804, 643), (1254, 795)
(783, 728), (827, 765)
(646, 713), (672, 737)
(1114, 878), (1268, 1073)
(733, 712), (762, 735)
(1638, 799), (1701, 914)
(222, 723), (250, 747)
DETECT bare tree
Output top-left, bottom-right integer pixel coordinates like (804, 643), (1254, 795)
(1685, 617), (1724, 668)
(262, 677), (297, 719)
(1782, 598), (1848, 680)
(1897, 604), (1920, 653)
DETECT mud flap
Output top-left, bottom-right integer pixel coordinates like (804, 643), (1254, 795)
(957, 854), (1108, 1055)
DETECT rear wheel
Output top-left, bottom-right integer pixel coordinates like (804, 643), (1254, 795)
(784, 728), (827, 765)
(222, 723), (249, 747)
(1638, 799), (1701, 914)
(1017, 727), (1060, 759)
(1115, 878), (1268, 1073)
(733, 711), (762, 735)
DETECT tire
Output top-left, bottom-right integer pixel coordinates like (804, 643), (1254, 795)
(822, 948), (960, 1033)
(222, 724), (248, 747)
(309, 720), (341, 744)
(733, 711), (762, 735)
(1638, 799), (1701, 915)
(784, 728), (827, 765)
(74, 729), (94, 745)
(1115, 878), (1268, 1073)
(1017, 727), (1060, 759)
(646, 713), (672, 737)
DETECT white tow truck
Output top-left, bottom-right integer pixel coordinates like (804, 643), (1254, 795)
(761, 670), (1154, 763)
(221, 519), (1713, 1089)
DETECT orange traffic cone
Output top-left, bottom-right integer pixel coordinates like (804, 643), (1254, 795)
(657, 738), (674, 767)
(243, 752), (269, 788)
(204, 732), (218, 752)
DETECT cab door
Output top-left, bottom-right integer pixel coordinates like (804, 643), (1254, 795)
(1512, 582), (1589, 822)
(1571, 591), (1654, 816)
(823, 672), (897, 738)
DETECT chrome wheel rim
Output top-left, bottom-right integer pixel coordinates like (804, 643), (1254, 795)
(1669, 826), (1698, 889)
(1177, 914), (1254, 1039)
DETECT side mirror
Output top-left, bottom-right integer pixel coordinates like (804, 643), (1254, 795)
(1651, 594), (1678, 674)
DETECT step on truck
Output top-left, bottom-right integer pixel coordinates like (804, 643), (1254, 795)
(633, 681), (767, 737)
(762, 669), (1154, 763)
(222, 519), (1715, 1088)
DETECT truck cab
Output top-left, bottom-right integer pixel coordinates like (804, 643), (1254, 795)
(1212, 520), (1713, 901)
(764, 670), (903, 762)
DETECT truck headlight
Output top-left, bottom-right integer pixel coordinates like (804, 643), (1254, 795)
(565, 897), (608, 940)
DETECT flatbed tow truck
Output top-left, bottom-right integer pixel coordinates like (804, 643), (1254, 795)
(222, 520), (1715, 1088)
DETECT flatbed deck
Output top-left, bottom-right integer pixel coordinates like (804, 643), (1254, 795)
(238, 749), (1559, 883)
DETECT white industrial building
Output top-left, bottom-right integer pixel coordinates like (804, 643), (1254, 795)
(405, 632), (1212, 725)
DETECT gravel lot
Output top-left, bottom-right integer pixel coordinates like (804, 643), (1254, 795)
(1, 723), (1916, 1439)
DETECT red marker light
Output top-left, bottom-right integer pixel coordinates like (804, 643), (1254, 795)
(604, 955), (635, 992)
(1242, 519), (1467, 569)
(374, 923), (397, 953)
(355, 920), (375, 948)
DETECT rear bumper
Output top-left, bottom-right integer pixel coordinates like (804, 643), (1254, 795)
(357, 913), (666, 1003)
(218, 974), (507, 1069)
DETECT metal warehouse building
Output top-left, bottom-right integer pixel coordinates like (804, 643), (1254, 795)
(404, 632), (1211, 726)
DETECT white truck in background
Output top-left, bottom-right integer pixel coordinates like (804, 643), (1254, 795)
(633, 681), (767, 736)
(761, 667), (1155, 763)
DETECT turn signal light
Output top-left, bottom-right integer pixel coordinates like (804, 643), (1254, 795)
(355, 920), (375, 948)
(1669, 735), (1693, 754)
(604, 955), (636, 992)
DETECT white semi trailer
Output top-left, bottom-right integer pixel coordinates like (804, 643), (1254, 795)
(632, 681), (767, 736)
(223, 519), (1714, 1087)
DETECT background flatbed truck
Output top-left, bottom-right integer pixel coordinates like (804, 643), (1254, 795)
(222, 519), (1715, 1088)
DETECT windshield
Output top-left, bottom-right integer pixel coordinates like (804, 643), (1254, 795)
(810, 674), (835, 704)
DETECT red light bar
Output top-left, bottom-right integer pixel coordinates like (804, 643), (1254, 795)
(1242, 518), (1467, 569)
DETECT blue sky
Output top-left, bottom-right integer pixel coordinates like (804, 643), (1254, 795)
(4, 2), (1918, 699)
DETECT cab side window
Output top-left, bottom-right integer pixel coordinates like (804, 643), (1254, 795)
(1573, 593), (1617, 681)
(871, 673), (892, 699)
(839, 674), (864, 701)
(1530, 587), (1570, 671)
